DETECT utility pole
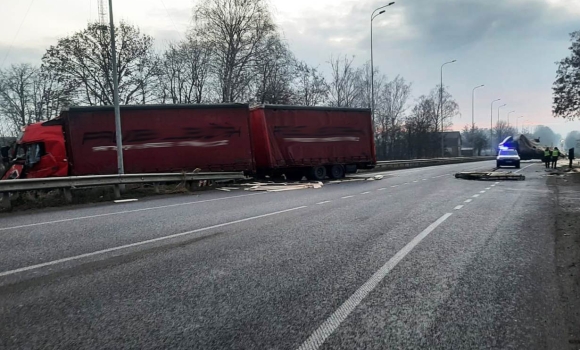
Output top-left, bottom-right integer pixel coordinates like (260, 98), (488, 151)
(490, 99), (501, 154)
(108, 0), (124, 175)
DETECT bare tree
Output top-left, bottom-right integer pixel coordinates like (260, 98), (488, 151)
(430, 85), (460, 133)
(292, 61), (328, 106)
(375, 75), (411, 159)
(494, 120), (517, 145)
(42, 22), (159, 106)
(405, 95), (437, 158)
(327, 55), (362, 107)
(159, 38), (212, 104)
(193, 0), (276, 103)
(253, 35), (295, 104)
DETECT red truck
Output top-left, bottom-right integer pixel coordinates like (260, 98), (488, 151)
(1, 104), (375, 181)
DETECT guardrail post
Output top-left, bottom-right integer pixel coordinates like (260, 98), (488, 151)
(0, 192), (11, 211)
(62, 188), (73, 203)
(114, 185), (121, 199)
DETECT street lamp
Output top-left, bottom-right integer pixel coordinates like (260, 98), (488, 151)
(497, 103), (506, 145)
(440, 59), (456, 156)
(108, 0), (124, 176)
(490, 99), (501, 153)
(371, 2), (394, 123)
(516, 116), (524, 134)
(471, 84), (484, 132)
(507, 110), (515, 127)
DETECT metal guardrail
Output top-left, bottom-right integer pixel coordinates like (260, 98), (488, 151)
(0, 171), (246, 210)
(372, 156), (495, 170)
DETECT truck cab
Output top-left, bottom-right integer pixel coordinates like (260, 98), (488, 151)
(1, 121), (68, 180)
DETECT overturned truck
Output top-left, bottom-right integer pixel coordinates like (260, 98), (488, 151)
(499, 134), (545, 160)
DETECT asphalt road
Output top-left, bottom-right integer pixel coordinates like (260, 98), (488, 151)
(0, 161), (569, 349)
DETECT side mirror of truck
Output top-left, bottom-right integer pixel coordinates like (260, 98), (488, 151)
(0, 146), (10, 161)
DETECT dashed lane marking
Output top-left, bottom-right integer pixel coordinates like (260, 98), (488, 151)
(479, 190), (486, 193)
(454, 205), (464, 210)
(341, 196), (354, 199)
(472, 194), (480, 198)
(378, 188), (387, 191)
(361, 192), (370, 195)
(317, 201), (331, 205)
(485, 187), (491, 190)
(297, 213), (453, 350)
(464, 199), (473, 203)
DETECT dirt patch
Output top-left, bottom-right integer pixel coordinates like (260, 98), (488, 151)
(548, 171), (580, 348)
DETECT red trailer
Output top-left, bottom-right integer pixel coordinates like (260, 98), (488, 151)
(1, 104), (254, 179)
(249, 105), (376, 180)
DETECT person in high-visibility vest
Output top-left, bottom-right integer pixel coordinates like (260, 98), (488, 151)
(552, 147), (560, 169)
(544, 148), (552, 169)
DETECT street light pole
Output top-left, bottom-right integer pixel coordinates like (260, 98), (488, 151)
(440, 59), (456, 157)
(490, 99), (501, 154)
(471, 84), (484, 132)
(516, 116), (524, 134)
(507, 110), (515, 127)
(370, 2), (394, 124)
(108, 0), (124, 175)
(497, 103), (506, 145)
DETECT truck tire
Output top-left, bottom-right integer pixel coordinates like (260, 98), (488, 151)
(308, 166), (327, 181)
(328, 164), (345, 179)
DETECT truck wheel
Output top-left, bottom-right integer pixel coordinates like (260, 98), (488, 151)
(308, 166), (327, 181)
(328, 165), (345, 179)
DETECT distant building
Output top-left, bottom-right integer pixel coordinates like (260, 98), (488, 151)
(429, 131), (462, 157)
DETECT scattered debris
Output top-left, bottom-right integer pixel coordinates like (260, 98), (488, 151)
(114, 198), (139, 203)
(455, 172), (525, 181)
(247, 182), (323, 192)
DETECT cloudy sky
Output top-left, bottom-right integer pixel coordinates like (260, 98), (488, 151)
(1, 0), (579, 137)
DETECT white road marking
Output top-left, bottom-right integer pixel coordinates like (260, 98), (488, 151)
(485, 187), (491, 190)
(0, 206), (307, 278)
(403, 183), (409, 185)
(472, 194), (480, 198)
(454, 205), (464, 210)
(378, 188), (387, 191)
(479, 190), (486, 193)
(297, 213), (453, 350)
(316, 201), (331, 205)
(341, 196), (354, 199)
(464, 199), (473, 203)
(391, 185), (398, 188)
(495, 182), (500, 184)
(361, 192), (370, 195)
(422, 179), (427, 181)
(0, 192), (267, 232)
(413, 180), (418, 183)
(514, 163), (535, 173)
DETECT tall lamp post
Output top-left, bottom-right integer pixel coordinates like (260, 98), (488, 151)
(507, 110), (515, 127)
(108, 0), (124, 176)
(371, 2), (394, 123)
(471, 84), (484, 132)
(490, 99), (501, 154)
(440, 59), (456, 156)
(516, 116), (524, 134)
(497, 103), (507, 145)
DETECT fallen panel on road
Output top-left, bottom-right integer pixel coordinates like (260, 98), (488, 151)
(454, 172), (525, 181)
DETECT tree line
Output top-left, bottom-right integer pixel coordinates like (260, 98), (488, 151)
(6, 0), (577, 160)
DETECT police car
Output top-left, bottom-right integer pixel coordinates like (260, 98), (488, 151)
(496, 148), (521, 168)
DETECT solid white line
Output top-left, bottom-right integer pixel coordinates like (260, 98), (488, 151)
(361, 192), (370, 195)
(341, 196), (354, 199)
(0, 192), (266, 232)
(316, 201), (331, 205)
(464, 199), (473, 203)
(514, 163), (535, 173)
(454, 205), (464, 210)
(0, 206), (307, 278)
(297, 213), (453, 350)
(472, 194), (480, 198)
(479, 190), (486, 193)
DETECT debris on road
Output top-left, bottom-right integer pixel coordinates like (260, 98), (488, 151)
(246, 182), (323, 192)
(455, 172), (525, 181)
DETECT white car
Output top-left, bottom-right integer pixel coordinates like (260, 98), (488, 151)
(496, 149), (520, 168)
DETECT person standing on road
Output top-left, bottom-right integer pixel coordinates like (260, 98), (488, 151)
(544, 147), (552, 169)
(552, 147), (560, 169)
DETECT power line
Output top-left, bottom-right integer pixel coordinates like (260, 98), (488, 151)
(1, 0), (36, 68)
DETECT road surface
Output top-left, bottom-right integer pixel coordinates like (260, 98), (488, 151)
(0, 161), (569, 349)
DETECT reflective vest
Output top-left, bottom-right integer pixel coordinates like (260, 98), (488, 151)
(553, 150), (559, 157)
(544, 150), (551, 157)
